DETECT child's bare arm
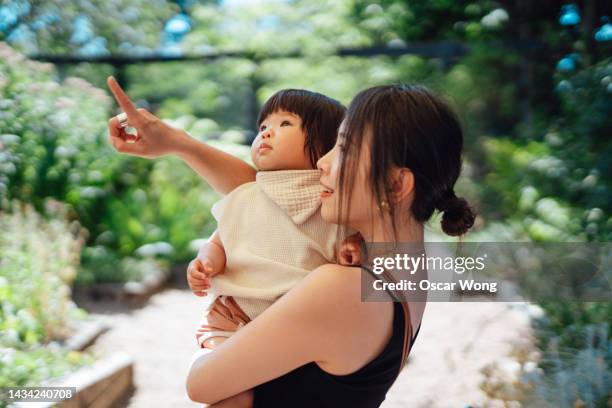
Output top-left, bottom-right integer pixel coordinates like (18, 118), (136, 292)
(198, 230), (226, 277)
(186, 230), (226, 296)
(106, 76), (255, 195)
(173, 133), (256, 195)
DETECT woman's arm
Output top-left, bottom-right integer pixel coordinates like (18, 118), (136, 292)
(106, 76), (256, 195)
(185, 264), (392, 405)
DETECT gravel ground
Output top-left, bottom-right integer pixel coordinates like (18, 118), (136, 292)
(80, 287), (532, 408)
(382, 301), (533, 408)
(79, 287), (204, 408)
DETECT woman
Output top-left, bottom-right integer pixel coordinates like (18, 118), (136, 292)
(106, 78), (475, 407)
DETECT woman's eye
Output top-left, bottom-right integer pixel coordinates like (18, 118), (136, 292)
(281, 120), (291, 126)
(259, 125), (267, 132)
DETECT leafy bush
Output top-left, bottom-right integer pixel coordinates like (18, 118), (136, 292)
(478, 58), (611, 242)
(526, 323), (612, 408)
(535, 302), (612, 351)
(75, 246), (168, 286)
(472, 55), (611, 408)
(95, 139), (251, 263)
(0, 200), (93, 396)
(0, 43), (121, 211)
(0, 43), (253, 282)
(480, 322), (611, 408)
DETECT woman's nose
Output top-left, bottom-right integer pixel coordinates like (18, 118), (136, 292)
(317, 152), (330, 173)
(261, 128), (273, 139)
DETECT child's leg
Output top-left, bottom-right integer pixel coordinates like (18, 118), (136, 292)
(196, 295), (251, 349)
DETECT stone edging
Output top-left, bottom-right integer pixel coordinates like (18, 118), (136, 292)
(64, 319), (110, 352)
(72, 267), (171, 304)
(13, 352), (134, 408)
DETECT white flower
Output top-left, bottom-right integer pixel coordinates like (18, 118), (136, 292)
(135, 241), (174, 257)
(365, 4), (383, 15)
(481, 8), (509, 29)
(526, 304), (545, 319)
(524, 361), (538, 372)
(0, 348), (15, 365)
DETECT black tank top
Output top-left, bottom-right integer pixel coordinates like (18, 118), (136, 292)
(252, 300), (421, 408)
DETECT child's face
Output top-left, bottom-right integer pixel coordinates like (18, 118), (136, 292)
(251, 110), (312, 171)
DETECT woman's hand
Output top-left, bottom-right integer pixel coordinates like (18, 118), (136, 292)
(106, 76), (186, 158)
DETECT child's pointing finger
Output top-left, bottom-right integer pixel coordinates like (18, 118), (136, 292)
(106, 76), (142, 126)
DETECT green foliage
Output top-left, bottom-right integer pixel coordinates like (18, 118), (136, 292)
(352, 0), (476, 43)
(75, 246), (168, 285)
(0, 3), (610, 404)
(0, 43), (251, 282)
(0, 0), (176, 55)
(526, 322), (612, 407)
(185, 0), (372, 55)
(481, 322), (612, 408)
(472, 54), (611, 407)
(97, 157), (218, 261)
(256, 54), (444, 107)
(535, 303), (612, 350)
(125, 60), (256, 130)
(0, 201), (93, 393)
(479, 59), (611, 242)
(0, 42), (145, 247)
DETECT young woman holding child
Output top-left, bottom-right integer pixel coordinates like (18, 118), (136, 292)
(107, 77), (475, 407)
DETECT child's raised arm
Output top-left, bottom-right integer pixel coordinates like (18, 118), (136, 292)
(172, 134), (256, 195)
(106, 76), (256, 195)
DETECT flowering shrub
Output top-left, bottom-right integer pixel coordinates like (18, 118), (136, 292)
(529, 323), (611, 407)
(0, 43), (252, 282)
(479, 58), (611, 243)
(0, 42), (119, 211)
(0, 201), (92, 396)
(481, 322), (612, 407)
(471, 47), (611, 408)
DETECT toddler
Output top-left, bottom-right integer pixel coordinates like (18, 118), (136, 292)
(188, 89), (359, 349)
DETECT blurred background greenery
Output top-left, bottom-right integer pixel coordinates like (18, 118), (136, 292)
(0, 0), (610, 406)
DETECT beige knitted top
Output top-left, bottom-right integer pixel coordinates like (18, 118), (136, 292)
(209, 169), (340, 319)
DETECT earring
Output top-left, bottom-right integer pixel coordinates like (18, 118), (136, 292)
(378, 200), (390, 212)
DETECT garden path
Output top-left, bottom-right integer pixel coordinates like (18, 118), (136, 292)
(79, 278), (533, 408)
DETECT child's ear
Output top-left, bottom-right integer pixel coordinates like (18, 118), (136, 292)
(389, 167), (414, 204)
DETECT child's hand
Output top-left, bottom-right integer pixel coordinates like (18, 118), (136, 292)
(186, 258), (213, 297)
(106, 76), (182, 158)
(339, 232), (364, 266)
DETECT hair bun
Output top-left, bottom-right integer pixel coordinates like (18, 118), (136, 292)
(437, 191), (475, 236)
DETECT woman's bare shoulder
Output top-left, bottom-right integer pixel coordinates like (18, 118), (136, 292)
(304, 264), (368, 308)
(303, 264), (394, 373)
(306, 263), (389, 312)
(309, 263), (386, 296)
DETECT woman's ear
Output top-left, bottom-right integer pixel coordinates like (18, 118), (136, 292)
(389, 167), (414, 204)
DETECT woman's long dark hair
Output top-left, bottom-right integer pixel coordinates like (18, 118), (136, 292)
(336, 84), (476, 239)
(335, 84), (476, 378)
